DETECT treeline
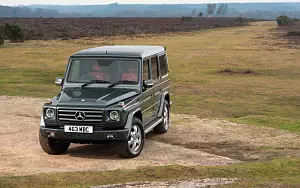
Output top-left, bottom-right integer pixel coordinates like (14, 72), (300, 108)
(0, 5), (83, 17)
(2, 3), (300, 19)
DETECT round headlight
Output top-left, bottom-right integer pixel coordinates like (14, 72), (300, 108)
(45, 108), (55, 119)
(109, 111), (119, 121)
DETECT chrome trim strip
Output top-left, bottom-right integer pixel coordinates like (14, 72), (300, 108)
(163, 86), (171, 90)
(59, 114), (74, 117)
(59, 118), (102, 122)
(57, 107), (104, 110)
(161, 73), (169, 79)
(123, 95), (140, 109)
(145, 117), (163, 133)
(142, 96), (151, 103)
(85, 115), (103, 118)
(153, 78), (170, 88)
(58, 110), (103, 113)
(142, 101), (160, 113)
(123, 102), (140, 111)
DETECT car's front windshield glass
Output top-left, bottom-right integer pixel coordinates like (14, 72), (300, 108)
(67, 59), (139, 85)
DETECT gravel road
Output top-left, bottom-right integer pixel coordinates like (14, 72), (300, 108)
(91, 178), (238, 188)
(0, 96), (237, 176)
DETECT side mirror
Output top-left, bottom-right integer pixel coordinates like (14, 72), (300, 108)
(55, 77), (63, 86)
(143, 79), (153, 89)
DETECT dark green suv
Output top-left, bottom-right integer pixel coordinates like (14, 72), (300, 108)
(39, 45), (171, 158)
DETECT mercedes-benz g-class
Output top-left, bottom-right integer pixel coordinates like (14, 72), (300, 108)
(39, 45), (171, 158)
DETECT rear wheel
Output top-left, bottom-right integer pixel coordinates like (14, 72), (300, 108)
(39, 131), (70, 155)
(154, 100), (169, 134)
(117, 117), (144, 158)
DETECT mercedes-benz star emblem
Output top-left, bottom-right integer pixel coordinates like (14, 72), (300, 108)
(75, 111), (86, 121)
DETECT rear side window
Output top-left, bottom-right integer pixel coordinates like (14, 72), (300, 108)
(151, 56), (159, 80)
(143, 58), (150, 80)
(159, 54), (168, 76)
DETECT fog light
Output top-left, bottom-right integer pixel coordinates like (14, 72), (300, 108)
(106, 134), (115, 139)
(48, 132), (55, 138)
(109, 111), (119, 121)
(45, 108), (55, 119)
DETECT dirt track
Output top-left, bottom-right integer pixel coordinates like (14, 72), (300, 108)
(0, 96), (300, 176)
(0, 96), (237, 176)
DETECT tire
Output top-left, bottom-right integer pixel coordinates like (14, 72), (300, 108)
(154, 100), (169, 134)
(39, 131), (70, 155)
(117, 117), (144, 158)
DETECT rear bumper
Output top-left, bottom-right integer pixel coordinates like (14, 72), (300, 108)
(40, 127), (129, 141)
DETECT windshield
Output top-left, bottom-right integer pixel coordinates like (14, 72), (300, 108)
(67, 59), (139, 85)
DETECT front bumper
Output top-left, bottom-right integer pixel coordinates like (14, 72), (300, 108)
(40, 127), (129, 141)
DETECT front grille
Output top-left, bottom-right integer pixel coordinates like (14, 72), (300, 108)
(58, 108), (103, 124)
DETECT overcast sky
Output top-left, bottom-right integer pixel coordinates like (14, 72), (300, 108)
(2, 0), (300, 6)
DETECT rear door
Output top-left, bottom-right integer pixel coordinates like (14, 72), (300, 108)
(141, 57), (155, 124)
(150, 55), (161, 115)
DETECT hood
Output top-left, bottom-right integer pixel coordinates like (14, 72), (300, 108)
(55, 87), (139, 107)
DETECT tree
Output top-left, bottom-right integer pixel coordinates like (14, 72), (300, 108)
(217, 4), (228, 16)
(0, 34), (4, 46)
(207, 3), (216, 17)
(198, 12), (203, 17)
(276, 15), (299, 26)
(192, 8), (196, 17)
(2, 23), (24, 42)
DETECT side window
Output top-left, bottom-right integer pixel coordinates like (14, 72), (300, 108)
(143, 58), (150, 80)
(159, 54), (168, 76)
(151, 56), (159, 80)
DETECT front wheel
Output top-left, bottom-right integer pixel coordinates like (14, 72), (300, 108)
(39, 131), (70, 155)
(117, 117), (144, 158)
(154, 100), (169, 134)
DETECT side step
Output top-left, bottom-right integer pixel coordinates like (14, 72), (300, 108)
(144, 117), (163, 134)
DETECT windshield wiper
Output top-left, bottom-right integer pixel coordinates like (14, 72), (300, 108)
(108, 80), (136, 88)
(81, 80), (111, 88)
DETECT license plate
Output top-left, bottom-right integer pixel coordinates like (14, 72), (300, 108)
(64, 125), (93, 134)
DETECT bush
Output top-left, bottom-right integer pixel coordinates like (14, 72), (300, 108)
(0, 26), (3, 45)
(287, 31), (300, 37)
(2, 22), (24, 42)
(277, 15), (299, 26)
(181, 16), (193, 21)
(0, 34), (4, 46)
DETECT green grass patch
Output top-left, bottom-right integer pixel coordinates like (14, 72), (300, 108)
(231, 115), (300, 134)
(1, 158), (300, 188)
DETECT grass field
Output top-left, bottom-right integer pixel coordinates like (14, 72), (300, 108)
(1, 21), (300, 187)
(1, 21), (300, 131)
(1, 158), (300, 187)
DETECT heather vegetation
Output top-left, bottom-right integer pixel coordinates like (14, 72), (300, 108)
(0, 17), (252, 40)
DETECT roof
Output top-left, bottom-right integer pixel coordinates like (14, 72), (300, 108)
(72, 45), (165, 58)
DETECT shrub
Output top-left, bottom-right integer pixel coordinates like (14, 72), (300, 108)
(277, 15), (299, 26)
(0, 26), (3, 45)
(287, 31), (300, 37)
(2, 22), (24, 42)
(181, 16), (193, 21)
(0, 34), (4, 46)
(235, 16), (248, 25)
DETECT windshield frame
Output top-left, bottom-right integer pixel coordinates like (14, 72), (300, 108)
(63, 57), (142, 90)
